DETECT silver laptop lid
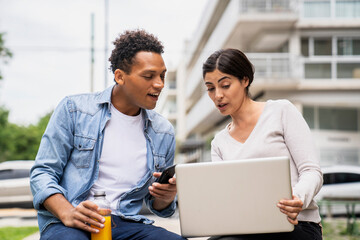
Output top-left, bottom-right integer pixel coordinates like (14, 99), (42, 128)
(175, 156), (294, 237)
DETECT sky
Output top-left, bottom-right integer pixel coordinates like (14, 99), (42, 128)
(0, 0), (208, 125)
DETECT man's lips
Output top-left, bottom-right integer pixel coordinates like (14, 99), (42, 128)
(148, 92), (160, 100)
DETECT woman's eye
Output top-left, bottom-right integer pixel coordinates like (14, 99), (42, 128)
(143, 76), (152, 80)
(222, 85), (230, 89)
(207, 88), (215, 92)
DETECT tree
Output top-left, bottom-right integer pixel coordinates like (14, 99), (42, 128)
(0, 32), (13, 80)
(0, 106), (52, 162)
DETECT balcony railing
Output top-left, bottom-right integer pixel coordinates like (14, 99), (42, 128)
(240, 0), (296, 13)
(302, 0), (360, 18)
(247, 53), (295, 79)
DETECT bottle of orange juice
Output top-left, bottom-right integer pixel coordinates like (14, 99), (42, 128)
(91, 191), (112, 240)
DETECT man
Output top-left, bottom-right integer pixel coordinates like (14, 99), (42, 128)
(30, 29), (185, 240)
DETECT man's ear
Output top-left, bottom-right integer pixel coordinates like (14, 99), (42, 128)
(114, 69), (125, 85)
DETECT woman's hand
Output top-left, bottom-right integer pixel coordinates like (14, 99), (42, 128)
(149, 172), (177, 210)
(277, 195), (303, 225)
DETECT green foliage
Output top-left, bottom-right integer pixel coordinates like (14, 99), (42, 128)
(0, 226), (38, 240)
(0, 32), (13, 80)
(0, 106), (52, 162)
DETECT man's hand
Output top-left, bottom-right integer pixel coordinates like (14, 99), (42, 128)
(277, 195), (303, 225)
(149, 172), (177, 211)
(44, 193), (110, 233)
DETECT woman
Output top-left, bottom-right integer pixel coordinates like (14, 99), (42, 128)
(203, 48), (323, 240)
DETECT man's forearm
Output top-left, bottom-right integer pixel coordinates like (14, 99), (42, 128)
(43, 193), (74, 222)
(152, 197), (174, 211)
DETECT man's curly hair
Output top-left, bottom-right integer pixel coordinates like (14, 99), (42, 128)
(109, 29), (164, 76)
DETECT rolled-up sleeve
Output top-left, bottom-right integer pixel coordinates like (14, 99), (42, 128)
(30, 97), (74, 210)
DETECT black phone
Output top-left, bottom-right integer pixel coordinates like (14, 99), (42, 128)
(156, 164), (176, 184)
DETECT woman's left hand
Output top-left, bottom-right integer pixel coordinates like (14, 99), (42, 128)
(277, 195), (303, 225)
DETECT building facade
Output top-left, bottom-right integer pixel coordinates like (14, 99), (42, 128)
(169, 0), (360, 165)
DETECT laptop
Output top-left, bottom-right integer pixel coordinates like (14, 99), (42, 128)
(175, 156), (294, 237)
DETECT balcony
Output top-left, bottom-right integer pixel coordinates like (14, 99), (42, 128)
(301, 0), (360, 18)
(186, 0), (298, 101)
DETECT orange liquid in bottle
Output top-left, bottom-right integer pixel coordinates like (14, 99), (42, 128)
(91, 215), (112, 240)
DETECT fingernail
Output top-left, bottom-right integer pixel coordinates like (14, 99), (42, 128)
(95, 229), (99, 233)
(101, 218), (105, 223)
(100, 224), (104, 228)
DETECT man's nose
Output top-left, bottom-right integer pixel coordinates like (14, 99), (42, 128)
(153, 77), (164, 89)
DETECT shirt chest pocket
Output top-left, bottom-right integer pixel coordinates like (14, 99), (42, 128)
(71, 135), (96, 168)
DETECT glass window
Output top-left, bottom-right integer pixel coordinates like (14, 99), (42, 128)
(303, 0), (331, 18)
(314, 38), (332, 55)
(337, 63), (360, 78)
(168, 80), (177, 89)
(305, 63), (331, 79)
(303, 106), (315, 129)
(301, 38), (309, 56)
(338, 38), (360, 55)
(355, 39), (360, 55)
(319, 107), (358, 131)
(336, 0), (360, 18)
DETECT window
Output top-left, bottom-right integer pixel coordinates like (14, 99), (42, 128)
(337, 38), (360, 55)
(323, 172), (360, 185)
(337, 63), (360, 78)
(336, 0), (360, 18)
(319, 107), (358, 131)
(0, 169), (30, 180)
(303, 106), (315, 129)
(303, 0), (331, 18)
(305, 63), (331, 79)
(303, 106), (359, 131)
(302, 36), (360, 80)
(301, 38), (309, 56)
(314, 38), (332, 56)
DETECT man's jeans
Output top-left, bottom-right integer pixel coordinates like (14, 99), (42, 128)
(40, 215), (186, 240)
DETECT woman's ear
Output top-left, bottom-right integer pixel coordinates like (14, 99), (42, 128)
(114, 69), (125, 85)
(242, 77), (250, 88)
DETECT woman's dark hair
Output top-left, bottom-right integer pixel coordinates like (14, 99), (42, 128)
(202, 48), (255, 95)
(109, 29), (164, 76)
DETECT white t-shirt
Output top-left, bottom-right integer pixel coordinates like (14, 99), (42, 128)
(87, 105), (147, 214)
(211, 99), (323, 223)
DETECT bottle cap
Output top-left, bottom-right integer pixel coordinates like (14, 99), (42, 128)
(93, 191), (106, 197)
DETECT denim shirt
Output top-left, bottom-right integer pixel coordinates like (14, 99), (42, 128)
(30, 85), (176, 234)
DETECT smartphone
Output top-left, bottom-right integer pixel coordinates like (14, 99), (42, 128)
(156, 164), (176, 184)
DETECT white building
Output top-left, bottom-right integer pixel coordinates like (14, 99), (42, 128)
(160, 0), (360, 165)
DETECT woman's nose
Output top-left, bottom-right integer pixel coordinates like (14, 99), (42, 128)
(215, 89), (223, 100)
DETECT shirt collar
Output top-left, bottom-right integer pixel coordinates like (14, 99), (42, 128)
(96, 84), (154, 129)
